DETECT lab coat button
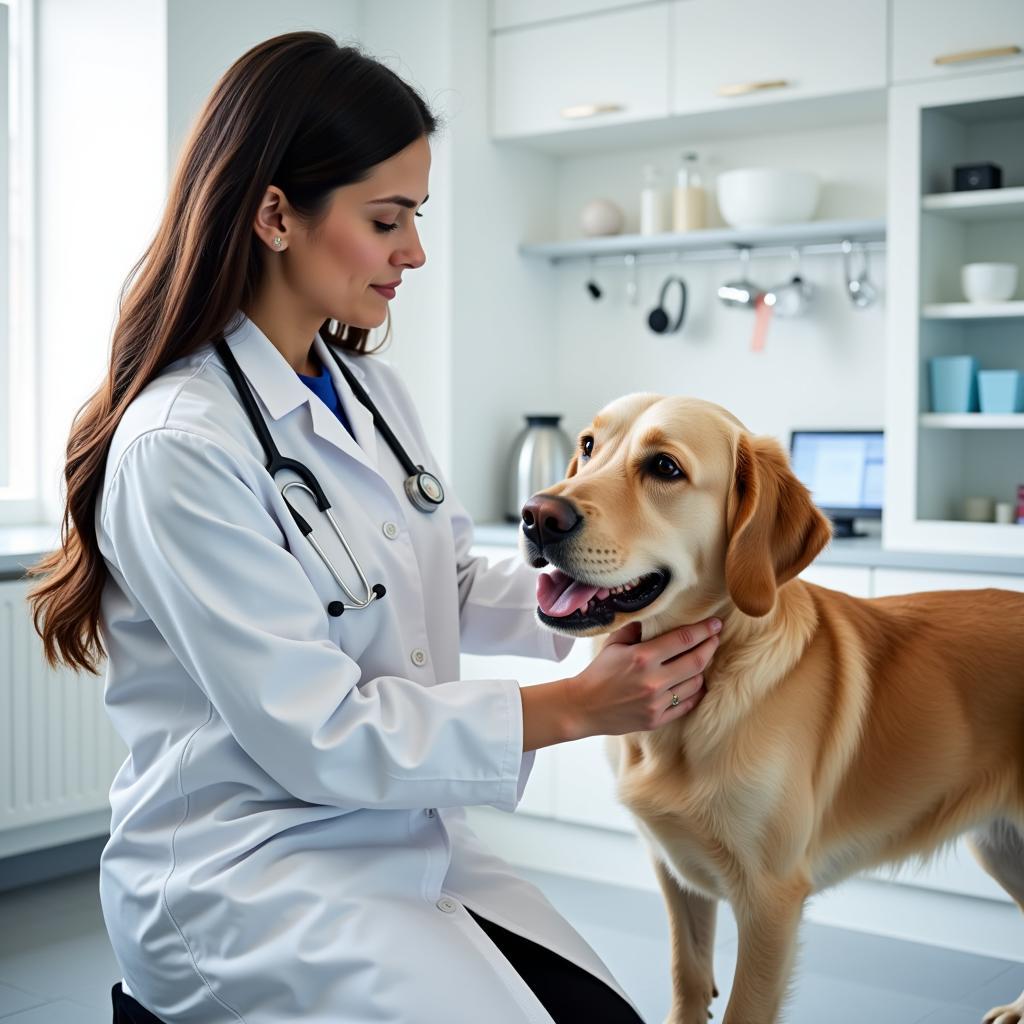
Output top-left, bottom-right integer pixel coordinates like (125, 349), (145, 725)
(382, 521), (399, 539)
(436, 897), (458, 914)
(411, 648), (427, 666)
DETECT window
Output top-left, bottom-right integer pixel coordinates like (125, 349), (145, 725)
(0, 0), (37, 523)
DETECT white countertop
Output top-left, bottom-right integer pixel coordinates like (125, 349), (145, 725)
(3, 519), (1024, 579)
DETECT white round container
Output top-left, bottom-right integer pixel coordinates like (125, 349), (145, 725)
(961, 262), (1018, 303)
(580, 198), (624, 237)
(716, 168), (820, 228)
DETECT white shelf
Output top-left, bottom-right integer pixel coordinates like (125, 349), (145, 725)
(922, 301), (1024, 319)
(519, 217), (885, 263)
(920, 413), (1024, 428)
(921, 185), (1024, 221)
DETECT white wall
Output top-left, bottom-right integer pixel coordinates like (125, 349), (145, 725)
(166, 0), (362, 178)
(357, 0), (561, 519)
(37, 0), (167, 523)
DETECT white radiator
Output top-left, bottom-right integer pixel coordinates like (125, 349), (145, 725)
(0, 578), (125, 856)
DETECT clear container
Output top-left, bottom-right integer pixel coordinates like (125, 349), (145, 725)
(672, 151), (706, 232)
(639, 164), (668, 235)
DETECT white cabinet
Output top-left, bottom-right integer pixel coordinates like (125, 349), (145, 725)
(490, 2), (672, 139)
(669, 0), (886, 115)
(463, 543), (632, 829)
(885, 66), (1024, 559)
(873, 567), (1024, 597)
(491, 0), (652, 31)
(551, 733), (636, 832)
(891, 0), (1024, 85)
(799, 563), (872, 597)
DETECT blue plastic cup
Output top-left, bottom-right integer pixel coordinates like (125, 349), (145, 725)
(928, 356), (979, 413)
(978, 370), (1024, 414)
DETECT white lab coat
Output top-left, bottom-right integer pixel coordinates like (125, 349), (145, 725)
(95, 311), (641, 1023)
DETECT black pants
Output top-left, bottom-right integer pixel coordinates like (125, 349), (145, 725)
(466, 908), (644, 1022)
(111, 983), (165, 1023)
(111, 913), (644, 1023)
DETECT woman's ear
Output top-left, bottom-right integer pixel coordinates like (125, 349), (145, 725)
(725, 433), (833, 617)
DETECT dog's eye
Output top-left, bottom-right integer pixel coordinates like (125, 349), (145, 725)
(580, 436), (594, 461)
(652, 454), (684, 479)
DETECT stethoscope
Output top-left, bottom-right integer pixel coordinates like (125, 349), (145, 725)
(214, 332), (445, 618)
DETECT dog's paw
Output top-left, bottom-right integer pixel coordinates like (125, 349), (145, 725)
(663, 983), (719, 1024)
(983, 994), (1024, 1024)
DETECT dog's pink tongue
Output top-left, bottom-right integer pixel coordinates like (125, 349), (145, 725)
(537, 568), (601, 618)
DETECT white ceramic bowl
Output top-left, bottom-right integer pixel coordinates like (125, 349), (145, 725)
(961, 262), (1018, 303)
(716, 168), (820, 228)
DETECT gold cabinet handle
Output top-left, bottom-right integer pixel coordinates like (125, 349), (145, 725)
(934, 45), (1021, 65)
(559, 102), (625, 120)
(716, 79), (790, 98)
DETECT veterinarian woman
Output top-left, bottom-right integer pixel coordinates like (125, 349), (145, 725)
(27, 33), (721, 1024)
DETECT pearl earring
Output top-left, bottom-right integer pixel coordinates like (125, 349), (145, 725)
(273, 236), (283, 249)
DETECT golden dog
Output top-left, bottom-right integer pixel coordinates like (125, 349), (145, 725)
(520, 393), (1024, 1024)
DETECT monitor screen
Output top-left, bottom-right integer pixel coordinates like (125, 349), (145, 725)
(789, 430), (884, 516)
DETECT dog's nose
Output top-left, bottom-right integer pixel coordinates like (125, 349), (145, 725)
(521, 494), (582, 549)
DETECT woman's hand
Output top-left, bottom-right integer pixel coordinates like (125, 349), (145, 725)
(566, 618), (720, 738)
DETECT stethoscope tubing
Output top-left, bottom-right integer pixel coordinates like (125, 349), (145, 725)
(213, 330), (441, 615)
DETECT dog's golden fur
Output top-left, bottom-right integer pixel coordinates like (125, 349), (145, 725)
(526, 393), (1024, 1024)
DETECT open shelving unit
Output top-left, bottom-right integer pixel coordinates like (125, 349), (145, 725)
(886, 70), (1024, 557)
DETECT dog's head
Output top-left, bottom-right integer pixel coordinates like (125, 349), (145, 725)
(521, 393), (832, 636)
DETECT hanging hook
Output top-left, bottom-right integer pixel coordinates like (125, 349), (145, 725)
(624, 252), (638, 305)
(585, 255), (603, 300)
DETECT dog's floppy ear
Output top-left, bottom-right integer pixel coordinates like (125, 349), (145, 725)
(725, 433), (832, 617)
(565, 453), (579, 478)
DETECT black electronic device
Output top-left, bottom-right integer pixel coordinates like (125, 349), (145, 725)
(953, 163), (1002, 191)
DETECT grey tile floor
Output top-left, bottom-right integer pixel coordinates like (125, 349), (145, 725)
(0, 864), (1021, 1022)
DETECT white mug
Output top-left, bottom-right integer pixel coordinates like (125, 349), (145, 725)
(995, 501), (1015, 524)
(961, 263), (1018, 303)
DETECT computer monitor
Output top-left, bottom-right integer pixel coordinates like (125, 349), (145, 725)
(788, 430), (884, 538)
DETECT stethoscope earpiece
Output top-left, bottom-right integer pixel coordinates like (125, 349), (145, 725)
(647, 275), (687, 334)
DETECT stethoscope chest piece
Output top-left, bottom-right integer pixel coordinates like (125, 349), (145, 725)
(406, 470), (445, 512)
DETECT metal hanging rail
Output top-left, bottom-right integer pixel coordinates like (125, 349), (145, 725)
(519, 217), (886, 265)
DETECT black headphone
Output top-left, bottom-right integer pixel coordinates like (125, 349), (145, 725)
(647, 275), (687, 334)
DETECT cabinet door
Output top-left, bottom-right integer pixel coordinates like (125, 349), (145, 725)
(670, 0), (886, 115)
(891, 0), (1024, 85)
(491, 3), (671, 139)
(551, 732), (637, 833)
(463, 543), (594, 819)
(798, 564), (872, 598)
(492, 0), (652, 31)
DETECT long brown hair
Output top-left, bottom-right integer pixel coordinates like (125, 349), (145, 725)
(25, 32), (439, 675)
